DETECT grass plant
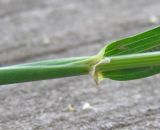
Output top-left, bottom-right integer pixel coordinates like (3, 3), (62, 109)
(1, 26), (160, 85)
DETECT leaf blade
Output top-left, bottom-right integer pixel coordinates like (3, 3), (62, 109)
(100, 26), (160, 81)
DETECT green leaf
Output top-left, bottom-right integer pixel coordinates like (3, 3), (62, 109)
(98, 26), (160, 81)
(1, 26), (160, 85)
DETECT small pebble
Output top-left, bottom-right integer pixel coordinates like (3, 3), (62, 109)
(43, 36), (50, 45)
(149, 15), (159, 24)
(82, 102), (93, 110)
(68, 104), (76, 112)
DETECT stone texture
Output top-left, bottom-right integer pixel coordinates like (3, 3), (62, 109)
(0, 0), (160, 129)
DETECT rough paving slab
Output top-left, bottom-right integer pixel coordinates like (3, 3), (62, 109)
(0, 0), (160, 130)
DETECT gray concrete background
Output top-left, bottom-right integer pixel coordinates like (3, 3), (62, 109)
(0, 0), (160, 129)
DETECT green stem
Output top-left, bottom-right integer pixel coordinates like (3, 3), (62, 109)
(97, 52), (160, 72)
(1, 52), (160, 85)
(0, 57), (92, 85)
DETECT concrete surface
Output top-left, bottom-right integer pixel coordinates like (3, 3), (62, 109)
(0, 0), (160, 129)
